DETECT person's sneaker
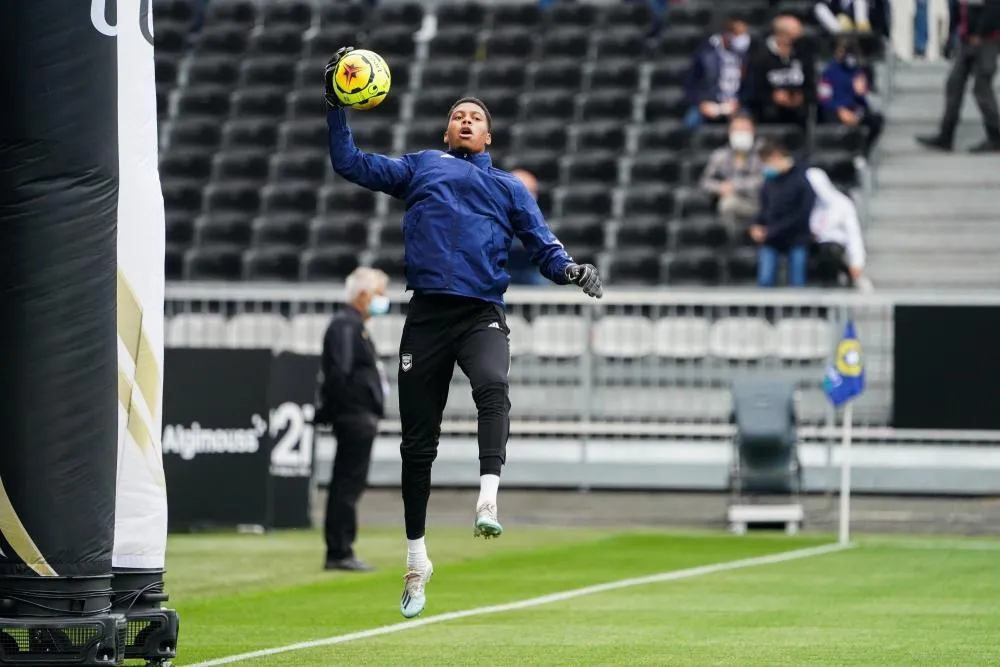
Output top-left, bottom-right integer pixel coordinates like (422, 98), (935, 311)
(916, 135), (953, 152)
(400, 560), (433, 618)
(968, 139), (1000, 153)
(324, 556), (373, 572)
(473, 502), (503, 539)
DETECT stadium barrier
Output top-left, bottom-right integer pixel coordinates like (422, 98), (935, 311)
(163, 283), (1000, 502)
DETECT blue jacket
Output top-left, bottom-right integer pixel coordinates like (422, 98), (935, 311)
(327, 109), (573, 305)
(758, 161), (815, 250)
(818, 61), (869, 122)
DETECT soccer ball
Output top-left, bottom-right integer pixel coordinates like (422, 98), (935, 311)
(331, 49), (391, 111)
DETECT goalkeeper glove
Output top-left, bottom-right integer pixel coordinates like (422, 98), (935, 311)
(565, 263), (603, 299)
(324, 46), (355, 110)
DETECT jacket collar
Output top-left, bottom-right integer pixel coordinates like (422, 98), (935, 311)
(448, 149), (493, 169)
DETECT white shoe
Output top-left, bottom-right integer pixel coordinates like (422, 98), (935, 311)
(400, 560), (432, 618)
(473, 502), (503, 539)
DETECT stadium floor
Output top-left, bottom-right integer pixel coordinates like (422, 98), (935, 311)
(317, 488), (1000, 536)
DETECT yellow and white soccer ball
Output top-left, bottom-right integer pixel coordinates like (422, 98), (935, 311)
(331, 49), (391, 111)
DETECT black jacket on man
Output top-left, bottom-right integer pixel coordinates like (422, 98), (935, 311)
(958, 0), (1000, 41)
(741, 36), (817, 119)
(316, 307), (386, 423)
(758, 161), (816, 250)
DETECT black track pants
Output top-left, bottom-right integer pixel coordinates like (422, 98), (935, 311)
(397, 293), (511, 540)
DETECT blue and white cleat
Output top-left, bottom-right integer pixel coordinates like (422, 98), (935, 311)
(473, 503), (503, 539)
(400, 560), (432, 618)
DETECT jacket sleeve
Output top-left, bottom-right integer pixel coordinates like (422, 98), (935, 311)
(698, 150), (726, 195)
(765, 177), (817, 241)
(317, 317), (359, 419)
(509, 182), (574, 285)
(686, 47), (718, 105)
(734, 157), (764, 198)
(327, 108), (415, 198)
(806, 168), (866, 268)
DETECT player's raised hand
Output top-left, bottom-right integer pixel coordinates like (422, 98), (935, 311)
(324, 46), (355, 109)
(565, 263), (603, 299)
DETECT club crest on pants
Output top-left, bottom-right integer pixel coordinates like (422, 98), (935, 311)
(401, 353), (412, 372)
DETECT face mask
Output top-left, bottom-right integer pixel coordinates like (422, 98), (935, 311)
(762, 165), (782, 180)
(844, 55), (859, 69)
(729, 131), (755, 153)
(731, 33), (751, 52)
(367, 294), (390, 317)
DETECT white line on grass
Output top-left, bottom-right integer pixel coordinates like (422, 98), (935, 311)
(189, 542), (850, 667)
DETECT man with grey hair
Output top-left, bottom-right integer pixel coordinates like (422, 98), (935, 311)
(315, 267), (391, 572)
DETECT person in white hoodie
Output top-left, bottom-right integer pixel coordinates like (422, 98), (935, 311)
(805, 167), (874, 291)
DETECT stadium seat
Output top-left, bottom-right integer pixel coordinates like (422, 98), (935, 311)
(278, 119), (327, 150)
(579, 90), (630, 122)
(554, 184), (613, 217)
(473, 89), (520, 123)
(757, 124), (806, 151)
(269, 151), (327, 183)
(629, 152), (683, 185)
(251, 215), (309, 248)
(810, 151), (857, 187)
(501, 151), (560, 185)
(309, 215), (370, 248)
(658, 27), (709, 58)
(546, 2), (597, 28)
(643, 89), (689, 122)
(262, 0), (313, 29)
(186, 55), (240, 86)
(405, 119), (448, 152)
(378, 222), (404, 248)
(561, 151), (619, 186)
(241, 245), (301, 282)
(160, 149), (213, 181)
(663, 249), (723, 285)
(413, 88), (467, 119)
(622, 184), (675, 217)
(547, 216), (606, 248)
(615, 215), (669, 249)
(653, 317), (712, 359)
(664, 4), (713, 29)
(195, 26), (249, 55)
(301, 248), (360, 281)
(155, 0), (195, 24)
(248, 28), (304, 56)
(602, 2), (653, 28)
(671, 216), (730, 250)
(539, 28), (590, 59)
(367, 314), (407, 358)
(814, 124), (864, 153)
(239, 57), (297, 88)
(303, 30), (361, 61)
(504, 314), (533, 358)
(176, 85), (231, 118)
(530, 59), (584, 92)
(692, 125), (731, 152)
(155, 55), (180, 87)
(184, 245), (244, 280)
(727, 247), (759, 285)
(260, 182), (318, 215)
(475, 59), (528, 91)
(367, 27), (418, 60)
(775, 318), (832, 361)
(605, 249), (662, 285)
(282, 313), (331, 355)
(153, 21), (188, 55)
(286, 88), (332, 119)
(230, 87), (288, 118)
(194, 213), (252, 246)
(649, 58), (691, 88)
(370, 247), (407, 281)
(675, 189), (715, 218)
(592, 28), (647, 59)
(426, 58), (475, 90)
(211, 150), (270, 182)
(593, 316), (655, 358)
(519, 90), (576, 122)
(320, 2), (367, 28)
(225, 313), (291, 348)
(682, 153), (712, 187)
(203, 0), (256, 29)
(166, 213), (195, 246)
(429, 28), (480, 59)
(319, 185), (377, 216)
(221, 119), (278, 150)
(490, 4), (541, 29)
(165, 118), (222, 150)
(166, 245), (186, 282)
(636, 121), (689, 151)
(202, 181), (262, 215)
(165, 314), (229, 348)
(573, 122), (626, 152)
(161, 179), (204, 215)
(530, 316), (589, 358)
(709, 317), (778, 360)
(480, 29), (535, 59)
(373, 2), (424, 29)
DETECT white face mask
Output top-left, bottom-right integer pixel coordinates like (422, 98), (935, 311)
(729, 131), (755, 153)
(731, 33), (751, 52)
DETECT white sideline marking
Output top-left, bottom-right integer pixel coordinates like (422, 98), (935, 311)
(189, 542), (849, 666)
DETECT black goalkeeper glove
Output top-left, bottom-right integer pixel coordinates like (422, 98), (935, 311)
(565, 263), (603, 299)
(324, 46), (355, 109)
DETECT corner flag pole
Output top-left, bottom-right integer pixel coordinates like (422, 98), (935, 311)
(838, 401), (854, 545)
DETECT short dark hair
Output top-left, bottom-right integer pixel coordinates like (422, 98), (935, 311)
(729, 110), (755, 126)
(757, 137), (789, 160)
(448, 97), (492, 132)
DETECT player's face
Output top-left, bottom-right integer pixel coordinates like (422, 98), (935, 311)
(445, 103), (492, 153)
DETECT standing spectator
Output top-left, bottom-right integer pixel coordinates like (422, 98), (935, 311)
(819, 37), (885, 156)
(750, 139), (816, 287)
(806, 167), (874, 291)
(683, 14), (753, 129)
(741, 15), (816, 128)
(698, 112), (764, 229)
(507, 169), (546, 287)
(917, 0), (1000, 153)
(315, 267), (391, 572)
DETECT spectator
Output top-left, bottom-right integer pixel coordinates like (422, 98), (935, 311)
(917, 0), (1000, 153)
(683, 14), (752, 129)
(750, 139), (815, 287)
(818, 37), (885, 156)
(741, 15), (816, 128)
(698, 112), (764, 229)
(805, 167), (874, 291)
(507, 169), (547, 287)
(815, 0), (873, 34)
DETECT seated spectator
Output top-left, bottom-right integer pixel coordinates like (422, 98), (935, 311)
(750, 139), (815, 287)
(814, 0), (873, 34)
(818, 37), (884, 156)
(741, 15), (816, 128)
(506, 169), (547, 287)
(698, 112), (764, 229)
(806, 166), (874, 291)
(683, 14), (752, 129)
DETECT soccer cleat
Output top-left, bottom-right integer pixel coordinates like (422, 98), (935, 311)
(400, 560), (432, 618)
(473, 502), (503, 539)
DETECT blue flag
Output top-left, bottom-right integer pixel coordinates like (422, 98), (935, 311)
(823, 320), (865, 408)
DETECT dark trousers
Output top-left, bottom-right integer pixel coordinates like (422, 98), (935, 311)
(940, 40), (1000, 142)
(815, 242), (852, 287)
(397, 293), (511, 540)
(861, 111), (884, 156)
(324, 413), (378, 561)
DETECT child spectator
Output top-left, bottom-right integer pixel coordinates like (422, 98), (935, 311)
(818, 37), (885, 156)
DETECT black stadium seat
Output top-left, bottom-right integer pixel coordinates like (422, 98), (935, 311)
(547, 216), (606, 248)
(187, 56), (240, 86)
(161, 179), (204, 215)
(501, 151), (560, 185)
(166, 212), (195, 246)
(658, 27), (708, 58)
(623, 184), (675, 217)
(320, 2), (367, 28)
(405, 119), (447, 152)
(606, 248), (662, 285)
(579, 91), (628, 122)
(194, 214), (252, 246)
(428, 29), (480, 59)
(319, 186), (377, 216)
(373, 2), (425, 30)
(160, 149), (213, 181)
(539, 29), (590, 59)
(649, 58), (690, 88)
(303, 31), (360, 60)
(519, 90), (575, 122)
(556, 184), (613, 217)
(242, 246), (301, 281)
(425, 59), (474, 91)
(155, 0), (195, 24)
(810, 151), (857, 187)
(571, 122), (625, 152)
(176, 86), (231, 118)
(727, 246), (759, 285)
(588, 59), (641, 92)
(671, 215), (731, 250)
(481, 29), (534, 59)
(379, 222), (405, 248)
(436, 2), (488, 30)
(310, 215), (370, 248)
(286, 88), (329, 120)
(195, 26), (249, 55)
(230, 87), (288, 118)
(664, 4), (713, 29)
(616, 215), (669, 249)
(270, 151), (327, 182)
(202, 181), (261, 215)
(301, 249), (361, 281)
(212, 150), (270, 182)
(367, 27), (418, 60)
(249, 28), (304, 56)
(185, 245), (244, 280)
(562, 151), (619, 185)
(643, 89), (689, 122)
(251, 215), (310, 248)
(546, 2), (597, 29)
(239, 57), (297, 88)
(203, 0), (256, 29)
(603, 3), (653, 29)
(592, 28), (647, 59)
(814, 125), (864, 153)
(513, 121), (568, 153)
(154, 22), (188, 54)
(221, 119), (278, 150)
(490, 4), (541, 29)
(663, 249), (723, 285)
(370, 247), (407, 280)
(530, 60), (584, 92)
(278, 119), (326, 150)
(260, 182), (318, 215)
(675, 189), (716, 219)
(637, 121), (689, 151)
(262, 0), (313, 29)
(166, 244), (185, 280)
(629, 152), (683, 184)
(475, 59), (528, 91)
(473, 88), (519, 123)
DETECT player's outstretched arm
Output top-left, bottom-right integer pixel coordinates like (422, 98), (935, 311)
(509, 182), (603, 299)
(325, 47), (413, 198)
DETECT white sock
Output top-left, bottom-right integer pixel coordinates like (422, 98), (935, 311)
(406, 537), (427, 569)
(477, 474), (500, 509)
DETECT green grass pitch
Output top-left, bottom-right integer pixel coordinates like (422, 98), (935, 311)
(163, 527), (1000, 666)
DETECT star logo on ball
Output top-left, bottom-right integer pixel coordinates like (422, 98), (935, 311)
(342, 63), (361, 87)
